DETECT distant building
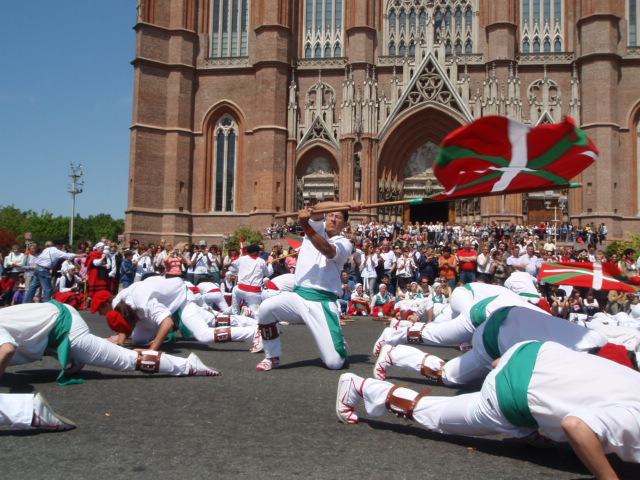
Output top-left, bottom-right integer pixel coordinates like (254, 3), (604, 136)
(126, 0), (640, 243)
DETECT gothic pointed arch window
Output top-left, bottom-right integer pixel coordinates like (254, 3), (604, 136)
(302, 0), (344, 58)
(630, 0), (639, 46)
(210, 0), (249, 57)
(213, 115), (238, 212)
(385, 1), (477, 56)
(520, 0), (564, 53)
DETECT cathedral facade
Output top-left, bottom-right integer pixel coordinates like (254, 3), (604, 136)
(126, 0), (640, 243)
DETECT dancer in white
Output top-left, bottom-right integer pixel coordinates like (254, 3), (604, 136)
(0, 302), (220, 384)
(231, 244), (272, 315)
(372, 284), (540, 357)
(0, 393), (76, 431)
(256, 200), (363, 371)
(261, 273), (296, 302)
(195, 281), (232, 313)
(338, 341), (640, 480)
(375, 305), (609, 386)
(91, 276), (258, 352)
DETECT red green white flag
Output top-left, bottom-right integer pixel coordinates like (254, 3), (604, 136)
(538, 262), (640, 293)
(284, 232), (303, 251)
(429, 116), (598, 200)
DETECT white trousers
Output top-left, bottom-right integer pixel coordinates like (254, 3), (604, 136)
(131, 302), (255, 345)
(360, 375), (523, 437)
(259, 291), (345, 369)
(231, 288), (262, 315)
(202, 291), (232, 313)
(383, 308), (610, 387)
(382, 316), (475, 348)
(261, 288), (281, 302)
(0, 394), (34, 428)
(381, 344), (490, 387)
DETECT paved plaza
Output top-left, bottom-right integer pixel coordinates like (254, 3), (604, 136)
(2, 311), (640, 479)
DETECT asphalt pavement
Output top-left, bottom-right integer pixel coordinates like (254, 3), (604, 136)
(2, 311), (639, 480)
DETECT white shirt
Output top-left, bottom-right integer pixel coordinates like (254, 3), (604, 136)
(360, 253), (378, 279)
(236, 255), (272, 286)
(136, 254), (155, 278)
(35, 247), (75, 269)
(519, 341), (640, 463)
(379, 250), (396, 270)
(4, 252), (25, 272)
(476, 253), (491, 274)
(188, 251), (211, 275)
(267, 273), (296, 292)
(295, 218), (351, 296)
(197, 281), (221, 293)
(112, 277), (188, 327)
(0, 303), (75, 363)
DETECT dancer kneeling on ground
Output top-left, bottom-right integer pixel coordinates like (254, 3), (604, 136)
(256, 200), (363, 371)
(90, 276), (259, 352)
(338, 341), (640, 480)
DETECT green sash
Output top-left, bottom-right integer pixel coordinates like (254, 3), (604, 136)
(171, 310), (193, 341)
(294, 285), (348, 359)
(481, 306), (515, 360)
(519, 292), (540, 300)
(172, 285), (194, 340)
(469, 295), (499, 327)
(495, 341), (544, 427)
(47, 300), (84, 386)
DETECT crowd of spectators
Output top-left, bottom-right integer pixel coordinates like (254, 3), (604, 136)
(0, 237), (297, 309)
(0, 219), (634, 319)
(335, 219), (637, 320)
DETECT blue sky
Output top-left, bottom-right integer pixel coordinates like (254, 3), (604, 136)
(0, 1), (136, 219)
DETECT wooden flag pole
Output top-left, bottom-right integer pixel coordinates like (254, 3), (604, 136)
(267, 250), (299, 264)
(273, 183), (581, 219)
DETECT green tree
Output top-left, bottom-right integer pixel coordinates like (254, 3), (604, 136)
(228, 225), (264, 253)
(605, 232), (640, 258)
(0, 205), (124, 251)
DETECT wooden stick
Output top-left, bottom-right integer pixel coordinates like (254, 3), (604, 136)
(273, 183), (581, 219)
(267, 250), (299, 264)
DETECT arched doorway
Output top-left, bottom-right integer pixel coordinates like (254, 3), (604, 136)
(377, 105), (466, 225)
(295, 145), (340, 209)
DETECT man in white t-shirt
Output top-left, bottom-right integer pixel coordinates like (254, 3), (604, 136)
(256, 200), (363, 371)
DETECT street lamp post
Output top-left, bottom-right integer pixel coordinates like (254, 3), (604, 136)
(68, 162), (85, 246)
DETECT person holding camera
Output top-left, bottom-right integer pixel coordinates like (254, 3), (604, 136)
(164, 246), (188, 279)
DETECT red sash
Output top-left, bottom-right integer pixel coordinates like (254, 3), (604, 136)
(238, 283), (261, 293)
(207, 288), (221, 294)
(265, 281), (279, 291)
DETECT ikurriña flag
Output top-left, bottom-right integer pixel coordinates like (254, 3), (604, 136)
(284, 232), (303, 251)
(429, 116), (598, 200)
(539, 262), (640, 293)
